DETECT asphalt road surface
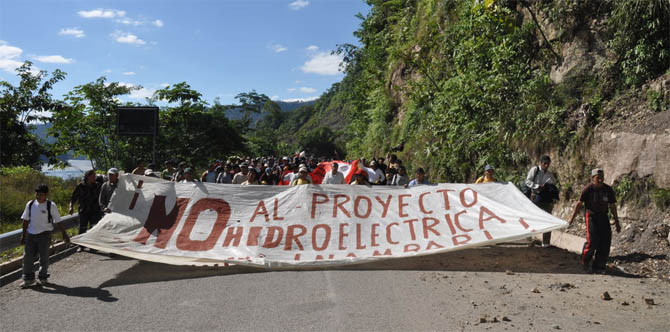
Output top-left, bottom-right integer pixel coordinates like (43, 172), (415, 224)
(1, 244), (668, 331)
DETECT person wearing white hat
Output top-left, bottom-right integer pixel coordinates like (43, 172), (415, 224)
(291, 166), (312, 185)
(99, 168), (119, 214)
(568, 168), (620, 274)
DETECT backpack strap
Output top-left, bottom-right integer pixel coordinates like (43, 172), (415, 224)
(47, 200), (53, 223)
(28, 199), (34, 221)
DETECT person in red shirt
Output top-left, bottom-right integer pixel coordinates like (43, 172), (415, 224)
(568, 168), (621, 274)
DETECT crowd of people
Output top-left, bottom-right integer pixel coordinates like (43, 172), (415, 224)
(18, 152), (620, 288)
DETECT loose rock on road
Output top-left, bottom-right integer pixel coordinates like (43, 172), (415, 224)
(1, 244), (668, 331)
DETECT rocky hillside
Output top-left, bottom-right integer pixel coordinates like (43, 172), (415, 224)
(299, 0), (670, 279)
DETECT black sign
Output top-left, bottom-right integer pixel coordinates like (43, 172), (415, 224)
(116, 107), (159, 136)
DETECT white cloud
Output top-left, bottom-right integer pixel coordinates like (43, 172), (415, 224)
(0, 43), (25, 73)
(289, 0), (309, 10)
(59, 28), (85, 38)
(160, 83), (170, 87)
(306, 45), (319, 52)
(111, 31), (146, 45)
(281, 96), (319, 102)
(117, 17), (143, 26)
(123, 71), (136, 76)
(301, 52), (343, 75)
(78, 9), (126, 19)
(287, 88), (297, 92)
(271, 44), (288, 53)
(33, 55), (74, 64)
(153, 19), (164, 27)
(270, 95), (279, 100)
(299, 87), (316, 93)
(118, 82), (154, 99)
(104, 69), (112, 73)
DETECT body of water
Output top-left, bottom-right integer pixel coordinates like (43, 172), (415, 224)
(41, 160), (93, 180)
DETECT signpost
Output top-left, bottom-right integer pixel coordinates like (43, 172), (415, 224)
(116, 107), (159, 164)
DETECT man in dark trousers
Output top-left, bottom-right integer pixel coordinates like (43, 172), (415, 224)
(20, 184), (70, 288)
(69, 169), (102, 251)
(568, 168), (621, 274)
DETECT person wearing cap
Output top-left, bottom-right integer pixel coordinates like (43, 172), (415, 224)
(180, 168), (198, 183)
(232, 163), (249, 184)
(323, 163), (345, 184)
(99, 168), (119, 213)
(216, 164), (233, 184)
(407, 168), (432, 187)
(291, 166), (312, 185)
(144, 163), (158, 178)
(69, 169), (103, 239)
(525, 155), (557, 247)
(568, 168), (620, 274)
(350, 168), (370, 185)
(20, 184), (70, 288)
(171, 161), (188, 182)
(369, 161), (385, 184)
(476, 165), (497, 183)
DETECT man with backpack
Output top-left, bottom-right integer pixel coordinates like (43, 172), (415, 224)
(69, 170), (102, 251)
(524, 155), (558, 247)
(20, 184), (70, 288)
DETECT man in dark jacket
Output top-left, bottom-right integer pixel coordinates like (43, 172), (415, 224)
(568, 168), (621, 274)
(69, 170), (102, 251)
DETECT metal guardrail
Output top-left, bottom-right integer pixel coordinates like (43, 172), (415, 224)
(0, 214), (79, 252)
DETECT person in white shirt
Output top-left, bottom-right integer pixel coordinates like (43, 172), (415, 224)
(525, 155), (557, 247)
(20, 184), (70, 288)
(323, 163), (345, 184)
(370, 161), (385, 184)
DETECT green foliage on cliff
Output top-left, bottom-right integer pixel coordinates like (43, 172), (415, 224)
(311, 0), (670, 183)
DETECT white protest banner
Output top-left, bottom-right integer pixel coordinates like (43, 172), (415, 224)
(72, 174), (567, 267)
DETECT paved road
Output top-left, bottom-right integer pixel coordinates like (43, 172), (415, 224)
(1, 245), (668, 331)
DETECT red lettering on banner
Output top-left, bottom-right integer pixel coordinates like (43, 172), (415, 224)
(426, 240), (445, 250)
(404, 244), (420, 252)
(223, 227), (243, 247)
(356, 223), (366, 249)
(436, 189), (454, 210)
(518, 217), (529, 229)
(128, 180), (144, 210)
(311, 193), (329, 219)
(419, 192), (433, 214)
(371, 223), (380, 247)
(339, 223), (349, 250)
(262, 226), (283, 248)
(459, 188), (478, 208)
(249, 201), (269, 223)
(444, 214), (457, 235)
(386, 222), (399, 244)
(373, 249), (392, 256)
(176, 198), (231, 251)
(398, 194), (411, 217)
(133, 196), (189, 248)
(484, 230), (493, 240)
(478, 206), (506, 229)
(452, 234), (472, 246)
(315, 254), (335, 260)
(375, 195), (392, 218)
(422, 217), (441, 238)
(403, 218), (418, 240)
(333, 194), (351, 218)
(294, 253), (301, 261)
(285, 224), (307, 250)
(354, 196), (372, 218)
(246, 226), (263, 246)
(453, 210), (472, 232)
(273, 198), (284, 221)
(312, 224), (331, 251)
(346, 252), (357, 258)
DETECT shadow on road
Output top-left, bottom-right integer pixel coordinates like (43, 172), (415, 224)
(31, 283), (118, 302)
(98, 244), (641, 288)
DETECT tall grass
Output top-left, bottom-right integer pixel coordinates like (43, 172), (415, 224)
(0, 166), (79, 234)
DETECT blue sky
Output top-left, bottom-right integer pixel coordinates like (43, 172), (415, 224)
(0, 0), (369, 104)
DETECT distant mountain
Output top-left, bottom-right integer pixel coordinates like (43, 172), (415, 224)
(224, 99), (317, 121)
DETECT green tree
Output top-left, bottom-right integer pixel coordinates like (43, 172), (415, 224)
(0, 61), (66, 168)
(49, 77), (135, 170)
